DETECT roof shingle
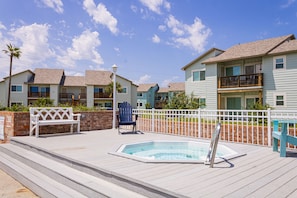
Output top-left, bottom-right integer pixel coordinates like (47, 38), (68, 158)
(33, 68), (64, 84)
(168, 82), (185, 92)
(137, 83), (158, 92)
(85, 70), (112, 85)
(203, 34), (295, 64)
(63, 76), (85, 86)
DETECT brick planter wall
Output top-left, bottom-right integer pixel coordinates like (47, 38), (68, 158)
(0, 110), (114, 143)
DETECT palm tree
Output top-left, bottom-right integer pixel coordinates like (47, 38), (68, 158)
(105, 82), (122, 97)
(3, 43), (22, 107)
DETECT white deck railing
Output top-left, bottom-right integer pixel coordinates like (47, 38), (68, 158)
(133, 109), (297, 148)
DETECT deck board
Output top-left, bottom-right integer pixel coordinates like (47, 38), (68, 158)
(8, 129), (297, 198)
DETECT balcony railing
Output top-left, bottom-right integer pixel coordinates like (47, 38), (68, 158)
(94, 92), (111, 98)
(28, 92), (50, 98)
(218, 73), (263, 88)
(59, 93), (86, 99)
(59, 93), (73, 99)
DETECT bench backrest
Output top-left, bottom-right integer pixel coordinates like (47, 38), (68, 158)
(30, 107), (74, 121)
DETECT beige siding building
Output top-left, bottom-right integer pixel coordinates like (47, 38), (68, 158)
(0, 68), (137, 109)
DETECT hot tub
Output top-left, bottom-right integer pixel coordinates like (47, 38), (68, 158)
(112, 140), (244, 163)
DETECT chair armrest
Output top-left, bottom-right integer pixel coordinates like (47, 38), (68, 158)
(72, 113), (81, 121)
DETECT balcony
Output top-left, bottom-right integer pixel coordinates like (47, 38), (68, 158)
(218, 73), (263, 89)
(94, 92), (111, 98)
(28, 92), (50, 98)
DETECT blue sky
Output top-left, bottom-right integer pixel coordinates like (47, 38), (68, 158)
(0, 0), (296, 87)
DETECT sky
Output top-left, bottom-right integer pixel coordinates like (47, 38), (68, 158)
(0, 0), (297, 87)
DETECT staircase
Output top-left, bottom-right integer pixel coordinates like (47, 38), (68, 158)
(0, 140), (147, 198)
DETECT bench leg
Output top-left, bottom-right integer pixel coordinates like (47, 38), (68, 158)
(70, 124), (73, 133)
(279, 124), (287, 157)
(77, 123), (80, 133)
(35, 125), (39, 138)
(273, 138), (279, 152)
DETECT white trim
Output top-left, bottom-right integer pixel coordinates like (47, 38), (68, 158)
(273, 55), (286, 70)
(273, 92), (286, 107)
(192, 69), (206, 82)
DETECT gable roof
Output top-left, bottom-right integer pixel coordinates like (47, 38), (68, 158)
(181, 48), (224, 70)
(158, 87), (169, 93)
(0, 69), (34, 83)
(33, 68), (64, 84)
(137, 83), (158, 92)
(168, 82), (185, 92)
(85, 70), (112, 85)
(203, 34), (295, 64)
(63, 76), (85, 86)
(268, 39), (297, 55)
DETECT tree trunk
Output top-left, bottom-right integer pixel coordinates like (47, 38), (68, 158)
(7, 55), (13, 107)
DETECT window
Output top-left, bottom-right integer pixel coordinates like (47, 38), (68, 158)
(119, 87), (127, 93)
(193, 70), (205, 81)
(11, 102), (23, 106)
(41, 87), (50, 97)
(274, 56), (286, 69)
(245, 97), (259, 109)
(137, 92), (143, 97)
(30, 86), (38, 93)
(199, 98), (206, 108)
(245, 65), (254, 74)
(276, 95), (284, 106)
(94, 87), (103, 93)
(11, 85), (22, 92)
(226, 66), (240, 76)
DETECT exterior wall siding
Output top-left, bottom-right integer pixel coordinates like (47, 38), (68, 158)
(205, 64), (218, 109)
(116, 76), (132, 107)
(0, 81), (6, 106)
(50, 84), (59, 106)
(86, 85), (94, 107)
(263, 53), (297, 110)
(184, 50), (220, 110)
(4, 71), (33, 106)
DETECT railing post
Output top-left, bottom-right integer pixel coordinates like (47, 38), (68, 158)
(152, 108), (155, 132)
(267, 108), (271, 146)
(198, 108), (201, 138)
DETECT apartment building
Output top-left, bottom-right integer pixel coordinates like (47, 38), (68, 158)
(182, 34), (297, 110)
(0, 68), (137, 109)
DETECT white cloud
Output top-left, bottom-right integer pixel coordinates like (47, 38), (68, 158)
(161, 76), (179, 87)
(0, 22), (6, 39)
(158, 25), (166, 32)
(130, 5), (138, 13)
(0, 23), (54, 77)
(0, 22), (6, 30)
(165, 15), (211, 53)
(83, 0), (119, 35)
(57, 29), (103, 67)
(134, 74), (151, 85)
(10, 23), (54, 67)
(152, 34), (160, 43)
(38, 0), (64, 13)
(281, 0), (296, 8)
(139, 0), (170, 14)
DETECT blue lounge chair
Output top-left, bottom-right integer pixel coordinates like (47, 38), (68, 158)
(117, 102), (138, 134)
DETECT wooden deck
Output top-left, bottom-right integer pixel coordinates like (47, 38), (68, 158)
(10, 129), (297, 198)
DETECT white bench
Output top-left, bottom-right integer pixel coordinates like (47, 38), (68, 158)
(29, 107), (81, 137)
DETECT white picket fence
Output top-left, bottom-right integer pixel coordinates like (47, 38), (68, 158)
(133, 108), (297, 148)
